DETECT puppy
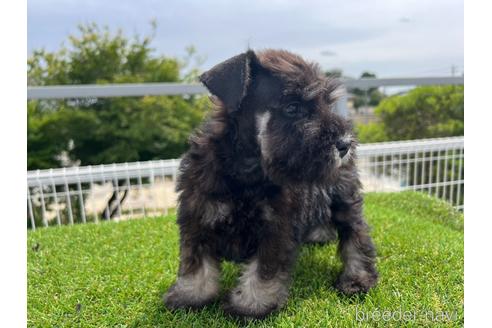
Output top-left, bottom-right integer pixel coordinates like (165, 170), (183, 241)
(164, 49), (378, 319)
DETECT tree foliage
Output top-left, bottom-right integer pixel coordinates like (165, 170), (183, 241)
(28, 23), (210, 170)
(356, 85), (464, 143)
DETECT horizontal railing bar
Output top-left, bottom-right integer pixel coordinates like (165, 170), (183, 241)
(27, 77), (464, 100)
(28, 159), (178, 175)
(27, 159), (179, 187)
(28, 169), (177, 187)
(343, 76), (464, 89)
(363, 152), (463, 165)
(27, 83), (207, 100)
(357, 136), (463, 156)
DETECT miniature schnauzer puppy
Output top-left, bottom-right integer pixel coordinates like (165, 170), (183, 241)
(164, 49), (378, 319)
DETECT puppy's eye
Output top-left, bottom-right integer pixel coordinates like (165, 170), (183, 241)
(284, 102), (301, 117)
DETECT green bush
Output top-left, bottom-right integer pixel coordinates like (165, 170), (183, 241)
(356, 85), (464, 143)
(355, 122), (389, 144)
(28, 23), (210, 170)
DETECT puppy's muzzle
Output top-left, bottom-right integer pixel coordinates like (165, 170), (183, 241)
(335, 140), (350, 158)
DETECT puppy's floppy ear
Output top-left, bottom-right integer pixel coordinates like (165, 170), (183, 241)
(199, 50), (256, 113)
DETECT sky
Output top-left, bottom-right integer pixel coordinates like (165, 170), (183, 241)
(28, 0), (463, 78)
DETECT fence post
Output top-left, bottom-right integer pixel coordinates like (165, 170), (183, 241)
(63, 167), (74, 225)
(27, 187), (35, 230)
(50, 168), (62, 226)
(36, 170), (48, 227)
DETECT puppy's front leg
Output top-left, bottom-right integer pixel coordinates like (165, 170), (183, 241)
(223, 208), (298, 319)
(333, 196), (378, 295)
(164, 210), (220, 310)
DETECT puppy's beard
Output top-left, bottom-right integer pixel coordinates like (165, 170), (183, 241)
(335, 133), (354, 167)
(256, 111), (271, 161)
(342, 147), (353, 165)
(333, 152), (352, 169)
(342, 133), (355, 165)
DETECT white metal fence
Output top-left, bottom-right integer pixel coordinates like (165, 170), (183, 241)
(357, 136), (464, 209)
(27, 136), (463, 229)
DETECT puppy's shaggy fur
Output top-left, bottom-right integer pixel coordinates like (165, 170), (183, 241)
(164, 49), (378, 319)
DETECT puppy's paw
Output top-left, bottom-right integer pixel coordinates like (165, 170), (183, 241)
(222, 287), (281, 319)
(335, 270), (378, 295)
(163, 282), (216, 310)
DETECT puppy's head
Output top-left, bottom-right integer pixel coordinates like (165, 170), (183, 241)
(200, 49), (354, 184)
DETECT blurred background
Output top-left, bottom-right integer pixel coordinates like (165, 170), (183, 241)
(27, 0), (464, 228)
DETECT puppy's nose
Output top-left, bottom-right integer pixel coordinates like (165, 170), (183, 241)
(336, 140), (350, 158)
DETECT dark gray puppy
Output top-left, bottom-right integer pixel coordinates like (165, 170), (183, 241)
(164, 49), (378, 319)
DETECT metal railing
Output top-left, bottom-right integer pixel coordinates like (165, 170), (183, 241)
(27, 77), (464, 100)
(27, 136), (464, 229)
(27, 76), (464, 118)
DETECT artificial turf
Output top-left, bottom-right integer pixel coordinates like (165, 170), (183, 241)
(27, 192), (464, 327)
